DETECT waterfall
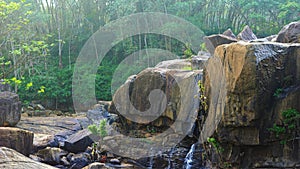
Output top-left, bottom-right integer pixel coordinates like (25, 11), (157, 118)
(184, 143), (196, 169)
(148, 155), (154, 169)
(167, 147), (176, 169)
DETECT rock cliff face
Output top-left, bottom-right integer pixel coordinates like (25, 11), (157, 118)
(202, 41), (300, 168)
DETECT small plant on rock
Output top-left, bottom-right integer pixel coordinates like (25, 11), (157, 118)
(273, 88), (283, 98)
(88, 119), (108, 138)
(207, 137), (224, 153)
(198, 80), (208, 111)
(268, 109), (300, 144)
(183, 43), (194, 58)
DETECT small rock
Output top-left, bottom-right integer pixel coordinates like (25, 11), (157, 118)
(237, 25), (257, 41)
(29, 154), (43, 162)
(109, 158), (121, 165)
(106, 152), (115, 158)
(222, 28), (237, 39)
(33, 134), (54, 152)
(27, 106), (34, 111)
(34, 104), (45, 110)
(60, 156), (70, 166)
(70, 153), (90, 169)
(21, 113), (29, 117)
(36, 147), (68, 165)
(83, 162), (107, 169)
(265, 35), (277, 41)
(67, 153), (75, 161)
(64, 129), (94, 153)
(145, 133), (152, 138)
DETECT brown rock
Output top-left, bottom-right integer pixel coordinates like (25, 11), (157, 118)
(0, 147), (57, 169)
(32, 134), (54, 152)
(155, 59), (192, 69)
(237, 25), (257, 41)
(0, 91), (21, 126)
(110, 67), (201, 130)
(0, 127), (33, 156)
(17, 116), (87, 150)
(36, 147), (68, 165)
(203, 34), (237, 55)
(83, 162), (108, 169)
(191, 51), (210, 70)
(64, 129), (95, 153)
(276, 21), (300, 43)
(222, 28), (237, 39)
(202, 41), (300, 168)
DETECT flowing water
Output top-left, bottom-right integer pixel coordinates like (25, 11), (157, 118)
(184, 143), (196, 169)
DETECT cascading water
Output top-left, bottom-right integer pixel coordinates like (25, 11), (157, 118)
(184, 143), (196, 169)
(148, 155), (154, 169)
(167, 147), (176, 169)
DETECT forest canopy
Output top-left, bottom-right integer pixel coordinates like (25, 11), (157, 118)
(0, 0), (299, 111)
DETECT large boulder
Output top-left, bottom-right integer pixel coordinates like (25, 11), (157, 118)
(110, 67), (201, 130)
(0, 91), (21, 126)
(0, 147), (57, 169)
(202, 41), (300, 168)
(108, 63), (202, 158)
(0, 127), (33, 156)
(276, 21), (300, 43)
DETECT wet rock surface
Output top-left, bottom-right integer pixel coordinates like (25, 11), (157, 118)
(202, 41), (300, 168)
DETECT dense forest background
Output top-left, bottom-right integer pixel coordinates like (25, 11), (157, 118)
(0, 0), (299, 111)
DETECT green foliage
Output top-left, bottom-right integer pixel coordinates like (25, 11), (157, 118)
(182, 66), (193, 71)
(88, 119), (108, 138)
(273, 88), (283, 98)
(1, 0), (299, 112)
(207, 137), (224, 153)
(183, 43), (194, 58)
(282, 109), (300, 129)
(0, 57), (11, 78)
(198, 80), (208, 111)
(146, 126), (157, 134)
(268, 109), (300, 144)
(268, 124), (286, 138)
(200, 43), (207, 51)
